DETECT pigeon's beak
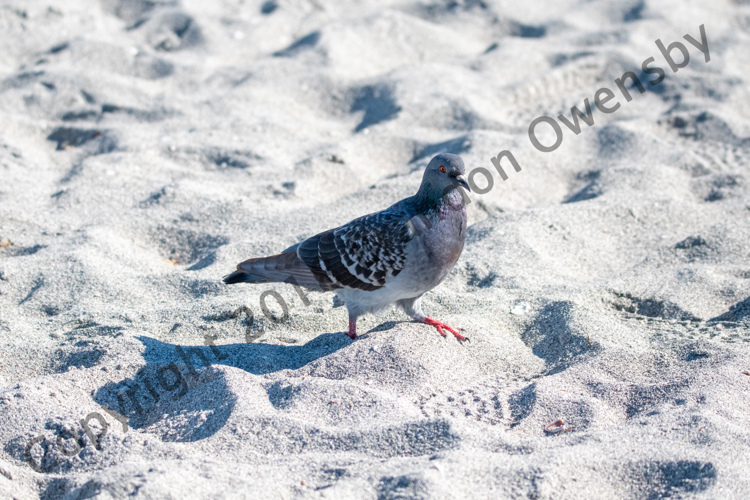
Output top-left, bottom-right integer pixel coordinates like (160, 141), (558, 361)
(453, 174), (471, 192)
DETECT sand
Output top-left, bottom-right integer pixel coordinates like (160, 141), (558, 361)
(1, 0), (750, 498)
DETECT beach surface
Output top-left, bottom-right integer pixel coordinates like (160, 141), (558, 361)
(1, 0), (750, 498)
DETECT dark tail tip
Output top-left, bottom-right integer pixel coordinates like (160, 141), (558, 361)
(223, 271), (249, 284)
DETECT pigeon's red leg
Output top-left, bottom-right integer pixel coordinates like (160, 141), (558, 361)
(347, 320), (357, 340)
(424, 317), (467, 342)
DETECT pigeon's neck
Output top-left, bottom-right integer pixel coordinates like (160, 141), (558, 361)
(414, 184), (466, 212)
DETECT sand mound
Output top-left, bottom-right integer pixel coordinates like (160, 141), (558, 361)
(1, 0), (750, 497)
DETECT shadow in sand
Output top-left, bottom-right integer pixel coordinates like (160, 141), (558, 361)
(91, 332), (351, 441)
(709, 296), (750, 324)
(521, 301), (595, 375)
(365, 320), (410, 334)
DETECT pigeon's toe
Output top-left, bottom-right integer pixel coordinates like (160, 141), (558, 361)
(424, 317), (466, 341)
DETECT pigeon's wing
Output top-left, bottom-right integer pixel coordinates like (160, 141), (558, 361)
(296, 210), (415, 291)
(281, 242), (301, 254)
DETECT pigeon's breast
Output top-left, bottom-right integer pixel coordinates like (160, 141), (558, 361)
(432, 205), (467, 265)
(407, 205), (466, 291)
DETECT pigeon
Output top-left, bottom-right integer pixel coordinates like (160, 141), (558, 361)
(224, 153), (471, 341)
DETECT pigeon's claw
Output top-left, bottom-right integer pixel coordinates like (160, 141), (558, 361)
(423, 317), (467, 342)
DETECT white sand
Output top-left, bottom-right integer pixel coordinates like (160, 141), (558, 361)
(1, 0), (750, 498)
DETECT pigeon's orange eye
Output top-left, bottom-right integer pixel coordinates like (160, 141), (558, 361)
(439, 165), (446, 173)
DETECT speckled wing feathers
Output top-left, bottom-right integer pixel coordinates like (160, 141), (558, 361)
(297, 210), (413, 292)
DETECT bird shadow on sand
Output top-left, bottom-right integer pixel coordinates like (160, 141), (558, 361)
(91, 331), (351, 441)
(365, 320), (411, 334)
(136, 332), (352, 375)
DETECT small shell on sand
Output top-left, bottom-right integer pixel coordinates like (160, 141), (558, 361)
(544, 419), (575, 434)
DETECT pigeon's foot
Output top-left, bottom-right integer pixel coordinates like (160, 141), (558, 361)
(423, 317), (467, 342)
(347, 320), (357, 340)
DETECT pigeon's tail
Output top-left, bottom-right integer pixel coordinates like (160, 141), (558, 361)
(223, 269), (263, 285)
(223, 252), (325, 290)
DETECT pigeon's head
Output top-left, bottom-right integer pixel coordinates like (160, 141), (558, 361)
(418, 153), (470, 202)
